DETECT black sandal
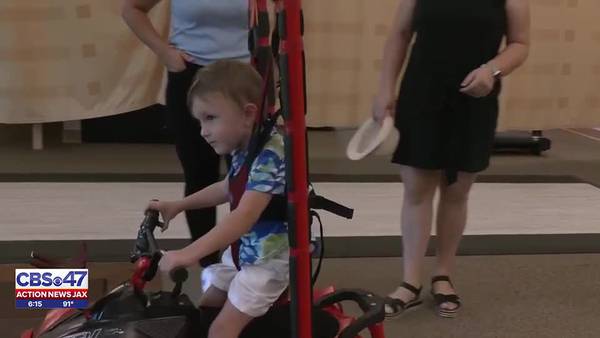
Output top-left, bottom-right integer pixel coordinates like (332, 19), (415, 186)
(431, 275), (461, 318)
(384, 282), (423, 318)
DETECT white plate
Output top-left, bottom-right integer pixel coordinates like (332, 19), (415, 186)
(346, 116), (399, 160)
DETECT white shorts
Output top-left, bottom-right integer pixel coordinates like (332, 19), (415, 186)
(201, 247), (289, 317)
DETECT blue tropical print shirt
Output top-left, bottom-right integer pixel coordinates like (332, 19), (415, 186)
(229, 129), (288, 265)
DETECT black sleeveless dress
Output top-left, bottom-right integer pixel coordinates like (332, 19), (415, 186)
(392, 0), (507, 184)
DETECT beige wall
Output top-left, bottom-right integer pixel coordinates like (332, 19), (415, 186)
(0, 0), (168, 124)
(302, 0), (600, 130)
(1, 0), (599, 131)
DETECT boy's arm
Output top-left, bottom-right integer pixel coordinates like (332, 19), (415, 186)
(179, 190), (272, 265)
(148, 179), (228, 230)
(177, 178), (229, 211)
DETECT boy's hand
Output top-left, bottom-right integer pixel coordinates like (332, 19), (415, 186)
(158, 250), (190, 274)
(146, 199), (182, 232)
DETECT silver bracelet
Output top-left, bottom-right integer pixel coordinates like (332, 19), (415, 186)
(482, 63), (502, 78)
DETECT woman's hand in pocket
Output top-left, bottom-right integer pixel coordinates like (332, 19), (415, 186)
(160, 46), (193, 72)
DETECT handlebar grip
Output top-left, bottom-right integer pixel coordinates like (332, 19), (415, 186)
(144, 209), (161, 231)
(310, 195), (354, 219)
(144, 226), (159, 255)
(170, 268), (188, 284)
(142, 251), (162, 282)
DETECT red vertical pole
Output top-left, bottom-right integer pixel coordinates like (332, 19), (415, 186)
(283, 0), (312, 337)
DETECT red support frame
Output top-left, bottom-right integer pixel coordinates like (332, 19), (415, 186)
(282, 1), (312, 337)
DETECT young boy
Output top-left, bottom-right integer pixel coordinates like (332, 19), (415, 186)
(147, 60), (288, 338)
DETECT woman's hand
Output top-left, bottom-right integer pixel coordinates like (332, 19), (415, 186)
(146, 199), (182, 232)
(459, 65), (496, 98)
(372, 92), (396, 124)
(160, 46), (193, 72)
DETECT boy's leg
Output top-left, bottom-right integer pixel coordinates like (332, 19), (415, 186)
(200, 248), (238, 306)
(209, 253), (289, 337)
(198, 286), (228, 308)
(208, 300), (254, 338)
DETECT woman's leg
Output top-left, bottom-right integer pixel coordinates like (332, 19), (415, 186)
(433, 171), (477, 309)
(390, 165), (439, 301)
(165, 67), (221, 267)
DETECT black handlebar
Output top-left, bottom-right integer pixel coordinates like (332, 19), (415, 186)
(130, 209), (161, 263)
(131, 209), (188, 286)
(308, 185), (354, 220)
(170, 268), (189, 284)
(315, 289), (385, 338)
(144, 221), (160, 255)
(144, 209), (161, 230)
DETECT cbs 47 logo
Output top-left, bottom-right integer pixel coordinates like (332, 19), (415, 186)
(16, 269), (88, 288)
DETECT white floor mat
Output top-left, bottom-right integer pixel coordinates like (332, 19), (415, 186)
(2, 182), (600, 240)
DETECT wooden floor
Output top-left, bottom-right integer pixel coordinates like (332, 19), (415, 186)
(2, 128), (600, 337)
(4, 254), (600, 338)
(3, 182), (599, 241)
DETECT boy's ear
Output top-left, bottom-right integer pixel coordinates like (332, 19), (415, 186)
(243, 103), (259, 125)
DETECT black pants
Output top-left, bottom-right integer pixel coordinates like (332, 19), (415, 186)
(165, 63), (220, 267)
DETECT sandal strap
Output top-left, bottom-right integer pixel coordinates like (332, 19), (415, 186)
(431, 275), (453, 286)
(432, 293), (461, 306)
(384, 296), (407, 312)
(384, 294), (423, 316)
(384, 282), (422, 315)
(400, 281), (422, 296)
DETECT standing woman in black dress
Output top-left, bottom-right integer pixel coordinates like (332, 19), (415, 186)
(373, 0), (530, 318)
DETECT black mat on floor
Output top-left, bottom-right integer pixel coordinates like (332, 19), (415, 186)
(0, 173), (595, 186)
(2, 234), (600, 264)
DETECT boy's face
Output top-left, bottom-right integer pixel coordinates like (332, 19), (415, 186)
(191, 93), (257, 155)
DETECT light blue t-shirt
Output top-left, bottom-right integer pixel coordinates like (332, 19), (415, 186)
(170, 0), (251, 65)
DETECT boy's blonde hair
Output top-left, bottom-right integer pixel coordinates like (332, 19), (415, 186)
(188, 60), (263, 112)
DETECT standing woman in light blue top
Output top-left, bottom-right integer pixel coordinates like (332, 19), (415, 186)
(122, 0), (250, 267)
